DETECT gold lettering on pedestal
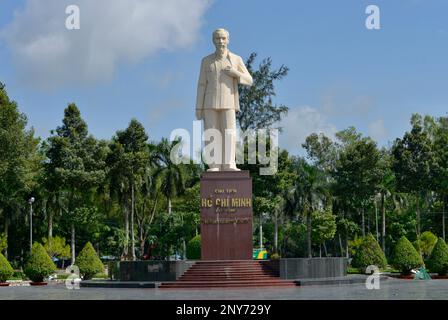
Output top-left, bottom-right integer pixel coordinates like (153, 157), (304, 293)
(201, 217), (251, 225)
(200, 188), (252, 211)
(201, 198), (213, 208)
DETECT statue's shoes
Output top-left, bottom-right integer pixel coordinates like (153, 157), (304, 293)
(207, 167), (220, 172)
(223, 167), (241, 171)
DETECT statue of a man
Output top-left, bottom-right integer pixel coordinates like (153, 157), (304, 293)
(196, 28), (253, 171)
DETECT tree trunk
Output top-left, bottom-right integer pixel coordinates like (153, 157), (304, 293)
(3, 217), (8, 259)
(443, 195), (446, 241)
(306, 212), (312, 258)
(345, 232), (349, 258)
(323, 242), (328, 257)
(381, 193), (386, 254)
(416, 194), (421, 236)
(361, 209), (365, 237)
(139, 221), (145, 259)
(131, 183), (136, 261)
(71, 223), (75, 265)
(374, 198), (379, 242)
(274, 214), (278, 253)
(48, 210), (53, 241)
(182, 239), (186, 260)
(123, 201), (129, 258)
(167, 197), (172, 260)
(338, 233), (344, 257)
(319, 244), (322, 258)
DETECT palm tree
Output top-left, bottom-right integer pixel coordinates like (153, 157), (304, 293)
(153, 139), (186, 215)
(289, 159), (327, 258)
(152, 139), (186, 260)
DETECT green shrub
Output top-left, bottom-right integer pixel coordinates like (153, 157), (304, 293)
(0, 252), (14, 282)
(414, 231), (437, 258)
(392, 236), (424, 274)
(0, 233), (7, 253)
(270, 253), (281, 260)
(24, 243), (56, 282)
(76, 242), (104, 280)
(186, 235), (201, 260)
(351, 234), (387, 271)
(427, 238), (448, 276)
(348, 235), (363, 256)
(12, 270), (25, 280)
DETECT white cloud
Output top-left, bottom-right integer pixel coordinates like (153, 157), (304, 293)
(368, 118), (388, 141)
(279, 106), (337, 154)
(321, 86), (375, 117)
(1, 0), (210, 90)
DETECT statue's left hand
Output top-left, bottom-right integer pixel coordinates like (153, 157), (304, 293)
(223, 66), (240, 78)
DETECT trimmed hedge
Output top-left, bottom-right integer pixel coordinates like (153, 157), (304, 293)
(0, 252), (14, 282)
(76, 242), (104, 280)
(186, 235), (201, 260)
(392, 236), (424, 275)
(24, 243), (56, 282)
(427, 238), (448, 276)
(351, 234), (387, 270)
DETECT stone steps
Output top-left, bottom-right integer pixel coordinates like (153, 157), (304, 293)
(159, 260), (296, 289)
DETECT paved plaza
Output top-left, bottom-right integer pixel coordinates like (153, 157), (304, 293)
(1, 279), (448, 300)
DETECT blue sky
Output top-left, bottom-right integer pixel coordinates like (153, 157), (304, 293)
(0, 0), (447, 155)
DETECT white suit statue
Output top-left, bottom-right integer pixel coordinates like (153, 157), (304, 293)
(196, 28), (253, 171)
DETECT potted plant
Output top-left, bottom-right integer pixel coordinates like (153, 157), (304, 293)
(392, 236), (424, 279)
(76, 242), (104, 280)
(24, 243), (56, 285)
(0, 252), (14, 286)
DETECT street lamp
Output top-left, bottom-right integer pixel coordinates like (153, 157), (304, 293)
(29, 197), (35, 253)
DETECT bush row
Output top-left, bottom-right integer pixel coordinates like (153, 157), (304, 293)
(0, 242), (103, 282)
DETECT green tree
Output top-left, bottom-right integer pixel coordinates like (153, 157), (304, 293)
(0, 233), (7, 254)
(24, 242), (56, 282)
(0, 252), (13, 282)
(392, 114), (433, 235)
(351, 234), (387, 270)
(392, 236), (424, 274)
(42, 236), (71, 267)
(414, 231), (437, 259)
(427, 238), (448, 275)
(289, 159), (327, 257)
(432, 116), (448, 240)
(311, 210), (336, 257)
(376, 149), (396, 253)
(237, 53), (289, 131)
(153, 138), (186, 215)
(45, 104), (106, 263)
(113, 119), (149, 260)
(76, 242), (104, 280)
(0, 83), (41, 259)
(333, 128), (381, 237)
(186, 235), (201, 260)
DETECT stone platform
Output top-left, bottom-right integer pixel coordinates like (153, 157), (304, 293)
(200, 171), (253, 260)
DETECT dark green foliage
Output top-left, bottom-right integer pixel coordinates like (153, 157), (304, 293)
(351, 234), (387, 270)
(427, 238), (448, 275)
(24, 243), (56, 282)
(0, 252), (14, 282)
(392, 236), (424, 274)
(76, 242), (104, 280)
(237, 52), (289, 131)
(186, 235), (201, 260)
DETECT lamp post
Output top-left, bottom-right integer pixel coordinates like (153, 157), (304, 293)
(29, 197), (35, 253)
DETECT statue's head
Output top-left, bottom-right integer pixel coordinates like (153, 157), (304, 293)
(212, 28), (229, 51)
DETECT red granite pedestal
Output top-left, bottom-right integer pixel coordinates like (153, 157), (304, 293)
(200, 171), (253, 260)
